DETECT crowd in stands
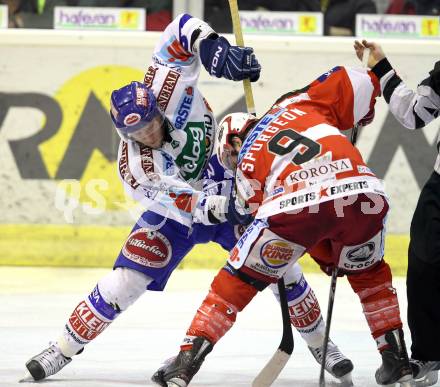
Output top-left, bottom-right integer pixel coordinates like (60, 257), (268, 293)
(1, 0), (172, 29)
(1, 0), (439, 34)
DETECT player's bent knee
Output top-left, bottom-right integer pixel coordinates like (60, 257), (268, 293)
(211, 268), (259, 311)
(185, 268), (260, 345)
(97, 267), (152, 311)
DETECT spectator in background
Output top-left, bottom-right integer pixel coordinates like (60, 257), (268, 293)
(2, 0), (24, 27)
(1, 0), (76, 28)
(204, 0), (321, 33)
(1, 0), (171, 30)
(386, 0), (415, 14)
(323, 0), (377, 35)
(414, 0), (440, 15)
(128, 0), (171, 31)
(76, 0), (172, 30)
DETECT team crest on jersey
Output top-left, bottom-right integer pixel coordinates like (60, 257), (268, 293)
(260, 239), (294, 269)
(122, 228), (172, 268)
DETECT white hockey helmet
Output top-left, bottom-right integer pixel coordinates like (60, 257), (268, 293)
(217, 112), (258, 170)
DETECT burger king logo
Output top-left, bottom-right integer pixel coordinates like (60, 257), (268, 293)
(260, 239), (294, 268)
(122, 228), (172, 268)
(124, 112), (141, 126)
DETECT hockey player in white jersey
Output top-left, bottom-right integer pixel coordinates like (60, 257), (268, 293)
(23, 14), (352, 383)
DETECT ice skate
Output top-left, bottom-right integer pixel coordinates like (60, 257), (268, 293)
(309, 339), (354, 385)
(21, 343), (72, 381)
(410, 359), (440, 387)
(375, 329), (413, 386)
(151, 337), (213, 387)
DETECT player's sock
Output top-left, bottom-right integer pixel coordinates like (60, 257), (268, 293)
(59, 268), (150, 356)
(271, 272), (353, 379)
(273, 273), (326, 347)
(24, 268), (150, 380)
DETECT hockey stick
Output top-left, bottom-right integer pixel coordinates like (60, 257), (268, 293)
(227, 1), (294, 386)
(319, 76), (364, 384)
(318, 267), (339, 387)
(228, 0), (256, 116)
(252, 278), (294, 387)
(318, 133), (359, 387)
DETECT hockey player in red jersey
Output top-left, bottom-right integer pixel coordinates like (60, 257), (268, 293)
(22, 14), (354, 384)
(152, 65), (413, 386)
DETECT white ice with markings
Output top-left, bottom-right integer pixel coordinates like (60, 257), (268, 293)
(0, 267), (432, 387)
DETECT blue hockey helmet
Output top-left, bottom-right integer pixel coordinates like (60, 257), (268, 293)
(110, 81), (163, 141)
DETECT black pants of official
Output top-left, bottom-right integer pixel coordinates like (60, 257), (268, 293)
(407, 171), (440, 361)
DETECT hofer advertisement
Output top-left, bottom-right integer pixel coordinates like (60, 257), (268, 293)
(0, 32), (439, 267)
(54, 6), (146, 31)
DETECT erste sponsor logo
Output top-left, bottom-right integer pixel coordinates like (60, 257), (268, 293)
(175, 86), (194, 129)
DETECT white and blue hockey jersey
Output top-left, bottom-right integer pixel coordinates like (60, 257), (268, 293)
(117, 14), (227, 227)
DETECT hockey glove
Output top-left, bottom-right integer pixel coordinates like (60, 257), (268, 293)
(204, 192), (253, 226)
(199, 36), (261, 82)
(225, 189), (254, 226)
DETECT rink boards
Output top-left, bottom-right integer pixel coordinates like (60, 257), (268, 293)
(0, 30), (439, 273)
(0, 224), (409, 275)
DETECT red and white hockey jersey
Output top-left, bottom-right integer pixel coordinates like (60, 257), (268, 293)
(235, 66), (386, 218)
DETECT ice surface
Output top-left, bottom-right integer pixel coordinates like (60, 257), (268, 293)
(0, 267), (425, 387)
